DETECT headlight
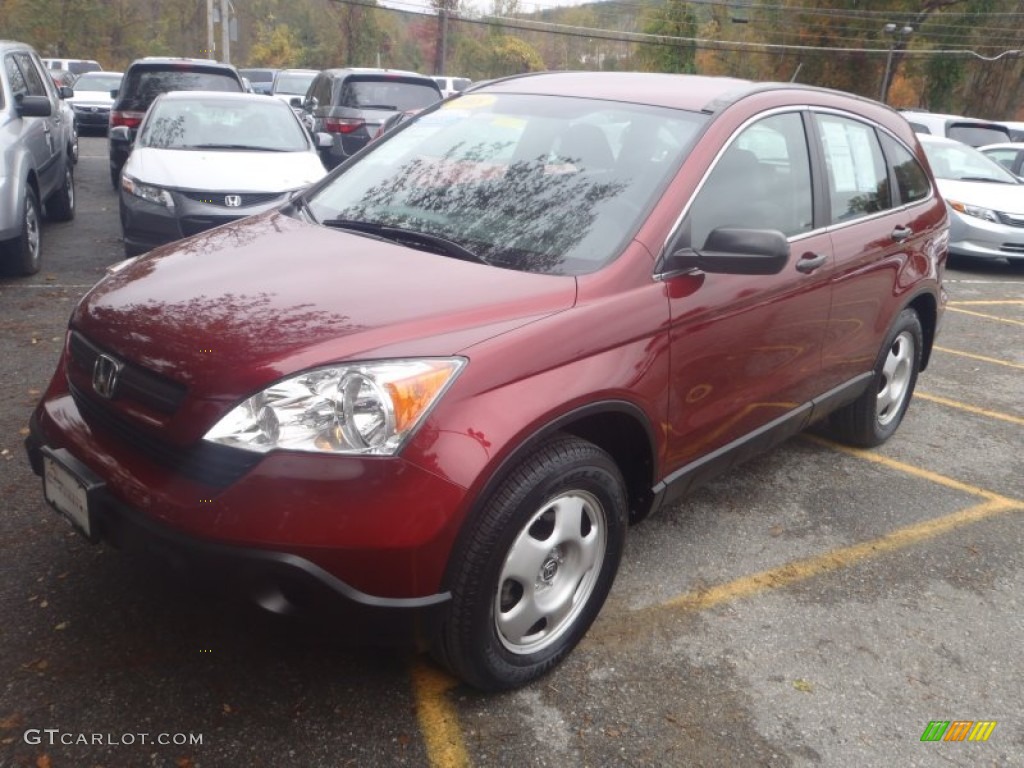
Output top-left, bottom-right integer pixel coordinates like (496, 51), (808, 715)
(204, 358), (465, 456)
(948, 200), (999, 223)
(122, 175), (175, 208)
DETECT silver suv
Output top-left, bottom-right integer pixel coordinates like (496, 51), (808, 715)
(1, 40), (76, 275)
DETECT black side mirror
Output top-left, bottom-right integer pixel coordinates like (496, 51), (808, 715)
(15, 94), (53, 118)
(664, 227), (790, 276)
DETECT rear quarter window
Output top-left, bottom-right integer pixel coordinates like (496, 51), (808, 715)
(879, 134), (930, 204)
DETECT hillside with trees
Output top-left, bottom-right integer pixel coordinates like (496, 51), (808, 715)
(3, 0), (1022, 118)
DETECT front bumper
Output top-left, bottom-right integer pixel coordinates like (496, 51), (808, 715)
(948, 210), (1024, 261)
(119, 188), (290, 254)
(26, 385), (464, 641)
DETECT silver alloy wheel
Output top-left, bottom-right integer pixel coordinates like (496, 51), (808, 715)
(876, 329), (915, 426)
(495, 490), (607, 654)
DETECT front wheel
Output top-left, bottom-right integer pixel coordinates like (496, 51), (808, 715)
(432, 434), (627, 691)
(46, 164), (75, 222)
(1, 186), (42, 275)
(827, 307), (923, 447)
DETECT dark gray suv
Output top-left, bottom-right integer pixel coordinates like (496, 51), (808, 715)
(1, 40), (76, 275)
(300, 68), (441, 169)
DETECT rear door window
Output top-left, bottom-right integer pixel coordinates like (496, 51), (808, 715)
(815, 113), (891, 223)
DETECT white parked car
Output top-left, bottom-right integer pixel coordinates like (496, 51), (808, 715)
(919, 134), (1024, 270)
(66, 70), (122, 134)
(115, 91), (330, 256)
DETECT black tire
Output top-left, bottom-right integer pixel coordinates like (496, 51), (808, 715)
(46, 164), (75, 222)
(432, 434), (627, 691)
(827, 308), (923, 448)
(1, 186), (43, 276)
(110, 166), (120, 191)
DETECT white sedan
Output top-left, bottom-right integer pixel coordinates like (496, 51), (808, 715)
(116, 91), (329, 257)
(918, 133), (1024, 271)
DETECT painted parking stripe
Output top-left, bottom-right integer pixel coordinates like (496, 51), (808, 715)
(411, 660), (469, 768)
(916, 392), (1024, 427)
(934, 346), (1024, 370)
(945, 307), (1024, 326)
(948, 300), (1024, 306)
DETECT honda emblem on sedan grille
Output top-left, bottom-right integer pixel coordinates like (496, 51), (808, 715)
(92, 354), (123, 399)
(224, 195), (242, 208)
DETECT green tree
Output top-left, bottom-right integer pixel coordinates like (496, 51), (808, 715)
(635, 0), (697, 74)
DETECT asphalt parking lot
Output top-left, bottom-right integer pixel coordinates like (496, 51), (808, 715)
(1, 137), (1021, 768)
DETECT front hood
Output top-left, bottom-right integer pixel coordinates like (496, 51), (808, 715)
(67, 91), (113, 106)
(72, 211), (576, 399)
(125, 147), (326, 192)
(937, 178), (1024, 214)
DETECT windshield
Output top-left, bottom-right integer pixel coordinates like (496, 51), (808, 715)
(274, 72), (316, 96)
(139, 97), (310, 152)
(923, 140), (1019, 184)
(303, 94), (705, 275)
(73, 73), (122, 92)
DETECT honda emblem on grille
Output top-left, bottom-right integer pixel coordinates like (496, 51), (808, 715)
(92, 354), (123, 399)
(224, 194), (242, 208)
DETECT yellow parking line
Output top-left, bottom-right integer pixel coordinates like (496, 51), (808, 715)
(663, 498), (1020, 613)
(916, 392), (1024, 427)
(806, 436), (1020, 504)
(948, 300), (1024, 306)
(945, 307), (1024, 326)
(934, 346), (1024, 370)
(411, 661), (469, 768)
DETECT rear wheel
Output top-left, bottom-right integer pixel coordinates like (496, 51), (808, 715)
(827, 308), (922, 447)
(1, 186), (42, 275)
(432, 434), (627, 691)
(46, 164), (75, 222)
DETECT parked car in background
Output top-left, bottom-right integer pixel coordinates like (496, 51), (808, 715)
(270, 68), (318, 107)
(108, 57), (245, 190)
(48, 69), (77, 89)
(116, 91), (328, 256)
(42, 57), (101, 76)
(920, 134), (1024, 269)
(239, 67), (277, 95)
(27, 71), (948, 691)
(901, 110), (1011, 147)
(979, 141), (1024, 178)
(998, 120), (1024, 141)
(301, 68), (442, 168)
(1, 40), (76, 275)
(66, 70), (123, 135)
(431, 75), (472, 98)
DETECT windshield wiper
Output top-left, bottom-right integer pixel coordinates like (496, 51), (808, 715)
(189, 143), (286, 151)
(956, 175), (1013, 183)
(358, 104), (397, 110)
(322, 218), (488, 265)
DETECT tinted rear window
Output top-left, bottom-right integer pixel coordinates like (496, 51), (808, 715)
(334, 77), (440, 111)
(947, 123), (1010, 147)
(119, 67), (242, 110)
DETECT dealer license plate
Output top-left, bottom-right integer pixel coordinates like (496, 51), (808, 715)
(42, 448), (101, 541)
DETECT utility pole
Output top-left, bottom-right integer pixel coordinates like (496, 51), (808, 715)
(206, 0), (216, 59)
(220, 0), (231, 63)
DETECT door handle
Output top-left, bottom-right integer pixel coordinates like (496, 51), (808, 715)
(891, 225), (913, 242)
(796, 252), (828, 273)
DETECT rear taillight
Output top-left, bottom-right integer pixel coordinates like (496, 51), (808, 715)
(323, 117), (365, 134)
(109, 110), (144, 129)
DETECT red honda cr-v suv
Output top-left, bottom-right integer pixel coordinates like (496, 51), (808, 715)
(27, 72), (948, 691)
